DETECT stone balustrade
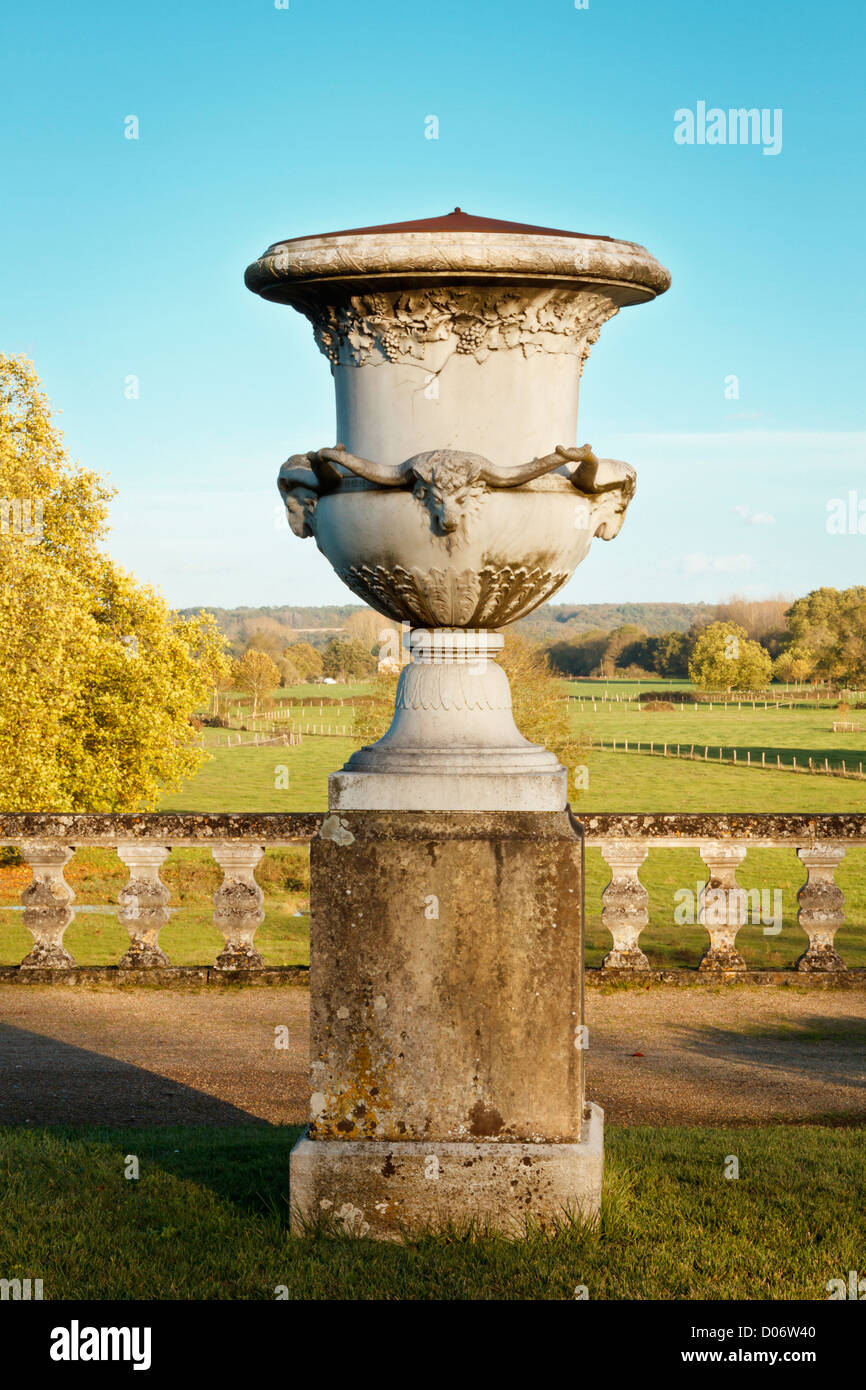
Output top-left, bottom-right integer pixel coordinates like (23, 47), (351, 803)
(0, 812), (864, 975)
(587, 813), (863, 974)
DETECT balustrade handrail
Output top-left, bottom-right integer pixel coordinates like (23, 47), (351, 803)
(2, 810), (866, 845)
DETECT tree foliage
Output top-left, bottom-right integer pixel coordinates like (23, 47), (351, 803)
(688, 622), (773, 692)
(772, 644), (817, 684)
(322, 637), (377, 681)
(783, 587), (866, 685)
(284, 640), (323, 682)
(499, 635), (588, 797)
(0, 355), (230, 810)
(344, 607), (386, 649)
(231, 649), (282, 715)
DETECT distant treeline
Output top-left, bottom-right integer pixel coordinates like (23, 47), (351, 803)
(544, 597), (793, 679)
(180, 601), (715, 653)
(177, 604), (363, 655)
(183, 589), (866, 688)
(513, 602), (711, 641)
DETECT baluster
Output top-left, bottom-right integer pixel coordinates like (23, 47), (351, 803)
(600, 842), (650, 968)
(116, 843), (172, 967)
(796, 845), (846, 971)
(698, 843), (747, 970)
(19, 843), (75, 968)
(211, 844), (265, 968)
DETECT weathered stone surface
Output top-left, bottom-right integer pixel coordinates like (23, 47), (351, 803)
(306, 811), (585, 1146)
(600, 841), (650, 969)
(0, 812), (323, 845)
(116, 843), (172, 968)
(19, 843), (75, 969)
(290, 1104), (603, 1239)
(5, 810), (866, 847)
(583, 813), (866, 845)
(698, 843), (748, 971)
(796, 846), (847, 972)
(211, 844), (266, 970)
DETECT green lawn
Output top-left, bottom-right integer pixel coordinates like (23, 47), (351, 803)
(574, 750), (866, 812)
(0, 1123), (861, 1299)
(570, 698), (866, 775)
(161, 737), (359, 813)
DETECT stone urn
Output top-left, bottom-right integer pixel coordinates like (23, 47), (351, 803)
(245, 209), (670, 809)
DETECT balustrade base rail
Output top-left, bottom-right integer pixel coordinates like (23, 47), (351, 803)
(0, 964), (863, 989)
(0, 964), (309, 987)
(586, 967), (866, 989)
(1, 812), (866, 976)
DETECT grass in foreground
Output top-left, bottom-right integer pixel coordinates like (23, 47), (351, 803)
(0, 1123), (862, 1299)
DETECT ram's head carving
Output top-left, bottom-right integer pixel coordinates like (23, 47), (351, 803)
(277, 441), (636, 543)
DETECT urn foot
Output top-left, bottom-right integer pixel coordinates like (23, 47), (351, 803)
(331, 628), (567, 811)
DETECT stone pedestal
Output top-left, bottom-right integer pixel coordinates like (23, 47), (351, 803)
(290, 809), (602, 1238)
(246, 209), (670, 1239)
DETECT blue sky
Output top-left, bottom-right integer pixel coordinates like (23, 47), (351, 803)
(3, 0), (865, 609)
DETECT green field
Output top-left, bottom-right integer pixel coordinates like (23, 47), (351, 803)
(0, 1122), (861, 1299)
(167, 679), (866, 814)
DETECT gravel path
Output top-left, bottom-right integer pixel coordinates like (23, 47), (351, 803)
(0, 984), (863, 1128)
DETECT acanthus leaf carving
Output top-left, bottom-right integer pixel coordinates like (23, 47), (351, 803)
(336, 562), (572, 629)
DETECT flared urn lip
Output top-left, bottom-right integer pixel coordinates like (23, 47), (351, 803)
(244, 207), (672, 308)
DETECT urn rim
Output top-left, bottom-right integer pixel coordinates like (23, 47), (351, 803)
(245, 207), (671, 307)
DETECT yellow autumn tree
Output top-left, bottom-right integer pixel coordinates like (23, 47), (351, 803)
(232, 649), (282, 717)
(0, 354), (231, 810)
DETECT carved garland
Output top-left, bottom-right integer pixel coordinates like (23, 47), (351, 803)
(302, 287), (619, 369)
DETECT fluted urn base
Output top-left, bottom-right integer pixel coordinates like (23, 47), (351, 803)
(329, 629), (566, 812)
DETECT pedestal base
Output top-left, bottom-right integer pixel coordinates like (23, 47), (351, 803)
(290, 1103), (604, 1239)
(330, 766), (565, 811)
